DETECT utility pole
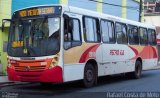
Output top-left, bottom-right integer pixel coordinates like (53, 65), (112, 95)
(139, 0), (144, 22)
(122, 0), (127, 19)
(96, 0), (103, 13)
(60, 0), (68, 5)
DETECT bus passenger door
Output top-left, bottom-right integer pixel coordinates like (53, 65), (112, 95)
(63, 12), (85, 82)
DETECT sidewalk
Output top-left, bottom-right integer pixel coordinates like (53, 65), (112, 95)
(0, 76), (29, 87)
(0, 76), (14, 84)
(151, 65), (160, 70)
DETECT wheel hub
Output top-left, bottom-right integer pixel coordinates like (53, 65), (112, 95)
(86, 70), (93, 82)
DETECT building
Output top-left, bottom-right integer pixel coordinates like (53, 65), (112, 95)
(0, 0), (11, 75)
(144, 0), (160, 34)
(144, 0), (160, 13)
(144, 0), (160, 59)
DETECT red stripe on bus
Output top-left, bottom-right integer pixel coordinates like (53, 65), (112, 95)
(128, 46), (139, 56)
(79, 44), (100, 63)
(131, 46), (158, 60)
(151, 46), (158, 58)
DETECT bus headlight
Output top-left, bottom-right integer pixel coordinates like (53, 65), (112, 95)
(7, 56), (16, 69)
(7, 56), (10, 67)
(7, 57), (12, 68)
(49, 56), (59, 69)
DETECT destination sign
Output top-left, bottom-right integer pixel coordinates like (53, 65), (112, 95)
(12, 41), (24, 48)
(18, 6), (61, 17)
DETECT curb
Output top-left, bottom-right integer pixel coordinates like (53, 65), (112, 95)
(0, 82), (15, 85)
(0, 76), (13, 85)
(0, 76), (28, 87)
(0, 82), (16, 87)
(151, 65), (160, 70)
(0, 82), (29, 87)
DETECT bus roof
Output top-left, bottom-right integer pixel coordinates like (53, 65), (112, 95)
(67, 6), (155, 29)
(13, 4), (155, 29)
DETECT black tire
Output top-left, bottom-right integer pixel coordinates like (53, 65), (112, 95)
(83, 63), (97, 88)
(131, 60), (142, 79)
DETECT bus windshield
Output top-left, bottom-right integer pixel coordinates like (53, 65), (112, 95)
(8, 17), (60, 57)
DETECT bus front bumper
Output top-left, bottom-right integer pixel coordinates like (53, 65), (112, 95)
(7, 66), (63, 83)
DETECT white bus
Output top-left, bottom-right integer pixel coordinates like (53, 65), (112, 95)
(2, 5), (158, 87)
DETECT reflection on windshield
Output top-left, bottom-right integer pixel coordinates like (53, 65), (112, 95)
(8, 17), (60, 57)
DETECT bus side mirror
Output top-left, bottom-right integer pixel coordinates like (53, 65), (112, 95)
(1, 19), (11, 32)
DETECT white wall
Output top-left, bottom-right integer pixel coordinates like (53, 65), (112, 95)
(144, 15), (160, 26)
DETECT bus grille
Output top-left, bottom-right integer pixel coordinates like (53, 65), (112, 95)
(14, 66), (46, 72)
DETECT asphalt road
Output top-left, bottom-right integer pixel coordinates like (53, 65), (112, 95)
(1, 70), (160, 98)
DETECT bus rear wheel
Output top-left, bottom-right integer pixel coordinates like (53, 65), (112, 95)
(125, 61), (142, 79)
(133, 61), (142, 79)
(83, 63), (97, 88)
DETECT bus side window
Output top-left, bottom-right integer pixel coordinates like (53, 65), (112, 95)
(128, 25), (139, 45)
(152, 30), (157, 45)
(139, 27), (148, 45)
(115, 22), (128, 44)
(64, 17), (82, 50)
(148, 29), (157, 45)
(101, 19), (115, 43)
(83, 16), (101, 42)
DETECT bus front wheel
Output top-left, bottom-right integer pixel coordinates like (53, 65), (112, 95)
(83, 63), (97, 88)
